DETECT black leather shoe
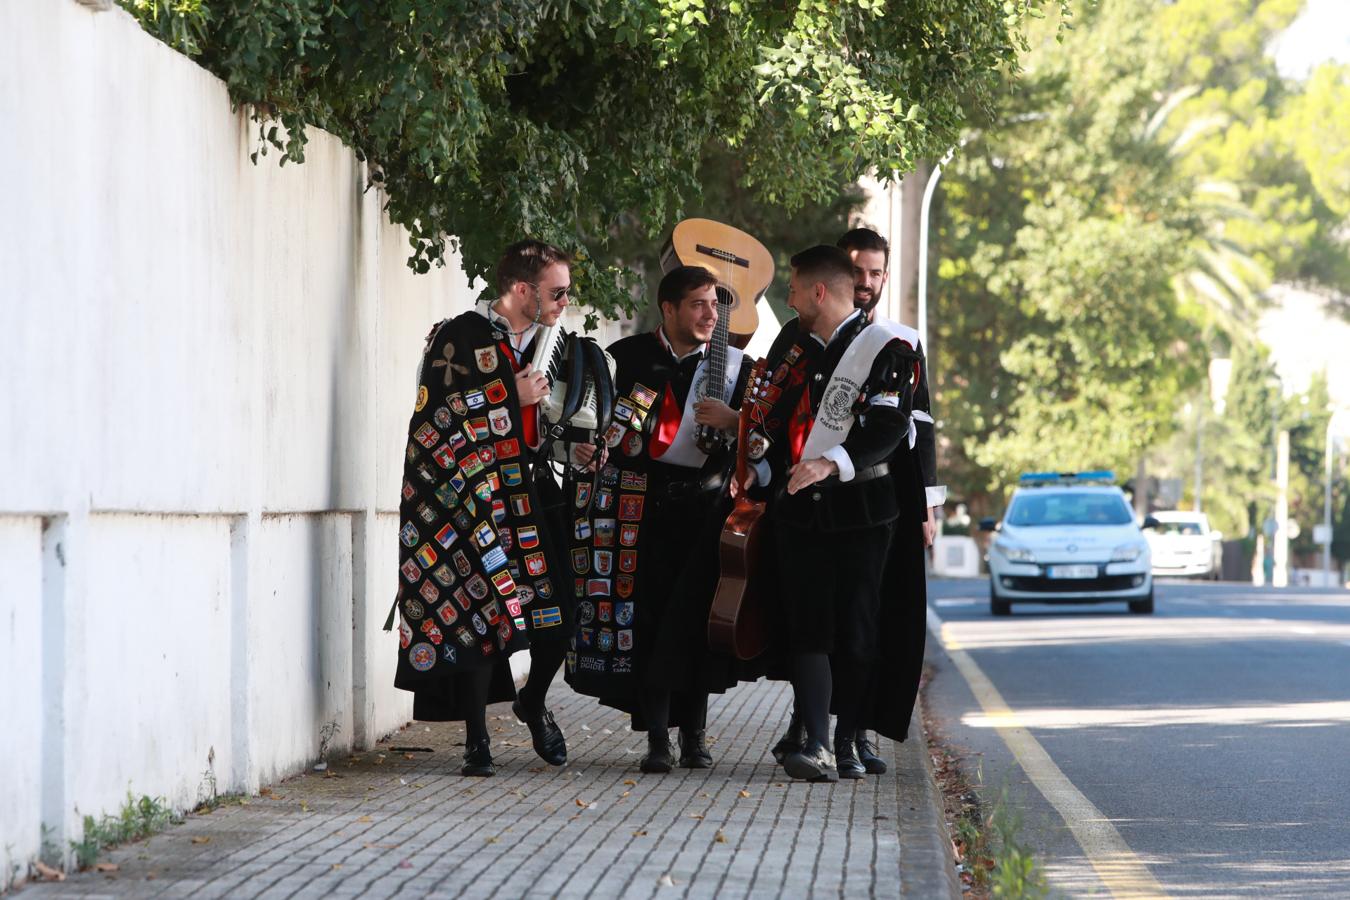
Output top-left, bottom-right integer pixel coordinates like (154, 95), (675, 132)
(856, 731), (887, 775)
(834, 737), (865, 780)
(640, 734), (675, 774)
(677, 729), (713, 769)
(770, 712), (805, 765)
(783, 740), (838, 783)
(512, 700), (567, 766)
(461, 737), (495, 777)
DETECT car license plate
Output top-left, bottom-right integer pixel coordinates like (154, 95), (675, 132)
(1047, 564), (1097, 579)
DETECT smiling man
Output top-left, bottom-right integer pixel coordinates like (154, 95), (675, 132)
(565, 265), (752, 773)
(744, 245), (921, 782)
(391, 240), (586, 777)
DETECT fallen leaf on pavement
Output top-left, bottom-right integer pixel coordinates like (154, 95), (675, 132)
(331, 864), (342, 870)
(688, 813), (703, 819)
(623, 779), (637, 786)
(259, 787), (273, 797)
(95, 863), (119, 873)
(34, 861), (65, 881)
(633, 830), (648, 837)
(658, 874), (677, 887)
(715, 831), (727, 844)
(357, 815), (373, 823)
(620, 791), (631, 798)
(404, 754), (415, 760)
(738, 790), (751, 798)
(574, 798), (589, 808)
(191, 837), (211, 845)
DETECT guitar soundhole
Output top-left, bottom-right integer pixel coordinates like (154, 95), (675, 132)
(715, 286), (737, 310)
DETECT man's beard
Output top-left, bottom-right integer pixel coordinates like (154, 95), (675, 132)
(854, 289), (880, 313)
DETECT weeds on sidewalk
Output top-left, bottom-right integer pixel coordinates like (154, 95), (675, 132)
(69, 792), (182, 870)
(922, 666), (1051, 899)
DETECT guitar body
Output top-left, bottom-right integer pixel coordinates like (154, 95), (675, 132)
(660, 218), (773, 344)
(708, 497), (771, 660)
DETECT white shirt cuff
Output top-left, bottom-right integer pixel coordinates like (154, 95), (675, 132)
(821, 445), (855, 482)
(926, 485), (947, 507)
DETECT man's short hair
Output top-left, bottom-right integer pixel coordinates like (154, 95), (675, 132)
(790, 245), (855, 298)
(496, 240), (571, 296)
(836, 227), (890, 262)
(657, 265), (720, 310)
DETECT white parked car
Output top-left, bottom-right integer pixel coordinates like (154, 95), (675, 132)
(1143, 511), (1223, 580)
(981, 472), (1154, 616)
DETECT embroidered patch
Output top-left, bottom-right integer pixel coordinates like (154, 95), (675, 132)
(594, 550), (613, 576)
(431, 564), (455, 587)
(401, 559), (422, 583)
(404, 598), (425, 620)
(594, 518), (616, 547)
(597, 601), (613, 623)
(595, 489), (614, 512)
(436, 602), (458, 625)
(620, 523), (639, 547)
(465, 418), (490, 441)
(510, 493), (532, 516)
(484, 378), (508, 404)
(597, 629), (614, 652)
(467, 574), (489, 599)
(453, 550), (472, 577)
(481, 545), (508, 573)
(419, 581), (440, 603)
(478, 445), (496, 466)
(400, 523), (420, 547)
(617, 629), (634, 651)
(414, 544), (438, 568)
(475, 347), (498, 373)
(619, 550), (637, 573)
(458, 454), (485, 479)
(518, 525), (540, 549)
(490, 570), (515, 596)
(531, 607), (563, 628)
(448, 393), (468, 416)
(535, 578), (554, 599)
(525, 552), (548, 576)
(572, 547), (590, 574)
(489, 407), (512, 436)
(434, 524), (456, 549)
(622, 431), (644, 457)
(408, 642), (436, 671)
(495, 438), (521, 459)
(465, 389), (487, 409)
(420, 620), (443, 644)
(575, 482), (592, 508)
(414, 423), (440, 449)
(618, 495), (644, 521)
(616, 601), (634, 626)
(577, 601), (595, 624)
(473, 521), (495, 547)
(574, 518), (592, 541)
(619, 471), (648, 492)
(630, 383), (658, 409)
(501, 463), (523, 486)
(587, 578), (611, 597)
(455, 626), (475, 647)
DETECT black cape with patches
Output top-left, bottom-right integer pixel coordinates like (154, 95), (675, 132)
(563, 331), (749, 730)
(392, 311), (574, 721)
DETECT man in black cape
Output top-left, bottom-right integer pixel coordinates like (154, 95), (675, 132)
(391, 240), (590, 776)
(767, 229), (944, 778)
(744, 245), (919, 782)
(564, 266), (754, 772)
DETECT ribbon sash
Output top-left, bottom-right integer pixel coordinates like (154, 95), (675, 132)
(651, 347), (744, 467)
(799, 320), (913, 461)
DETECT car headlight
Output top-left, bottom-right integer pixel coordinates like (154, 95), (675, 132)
(994, 540), (1036, 563)
(1111, 542), (1147, 562)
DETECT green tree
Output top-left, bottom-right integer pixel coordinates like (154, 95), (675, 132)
(120, 0), (1060, 323)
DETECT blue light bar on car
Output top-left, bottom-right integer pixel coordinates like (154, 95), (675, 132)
(1018, 470), (1116, 486)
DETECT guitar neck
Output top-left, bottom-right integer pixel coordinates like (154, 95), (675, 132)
(705, 292), (730, 403)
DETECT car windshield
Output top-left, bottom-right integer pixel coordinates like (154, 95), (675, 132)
(1155, 521), (1204, 535)
(1006, 492), (1134, 527)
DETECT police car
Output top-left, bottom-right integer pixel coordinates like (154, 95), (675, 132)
(980, 472), (1153, 616)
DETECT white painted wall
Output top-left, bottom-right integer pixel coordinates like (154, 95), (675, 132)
(0, 1), (483, 887)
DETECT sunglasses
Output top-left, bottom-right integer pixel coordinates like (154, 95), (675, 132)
(529, 283), (572, 303)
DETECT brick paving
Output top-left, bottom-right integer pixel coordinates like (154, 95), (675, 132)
(19, 676), (953, 899)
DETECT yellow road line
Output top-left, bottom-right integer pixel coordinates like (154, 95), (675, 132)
(927, 606), (1171, 899)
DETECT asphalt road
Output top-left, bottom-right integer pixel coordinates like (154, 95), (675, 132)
(924, 578), (1350, 898)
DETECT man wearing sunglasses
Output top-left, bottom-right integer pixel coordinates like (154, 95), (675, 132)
(392, 240), (587, 777)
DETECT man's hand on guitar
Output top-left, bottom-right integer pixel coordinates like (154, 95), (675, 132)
(787, 457), (838, 495)
(693, 399), (738, 434)
(514, 364), (550, 406)
(729, 465), (758, 500)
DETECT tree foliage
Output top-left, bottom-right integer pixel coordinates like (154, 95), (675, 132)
(120, 0), (1056, 323)
(931, 0), (1350, 515)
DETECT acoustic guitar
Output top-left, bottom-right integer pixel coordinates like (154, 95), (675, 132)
(707, 359), (772, 661)
(660, 218), (773, 454)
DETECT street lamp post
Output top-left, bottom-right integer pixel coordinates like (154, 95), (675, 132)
(916, 146), (957, 354)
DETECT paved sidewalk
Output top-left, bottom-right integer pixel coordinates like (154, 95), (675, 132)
(21, 677), (956, 899)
